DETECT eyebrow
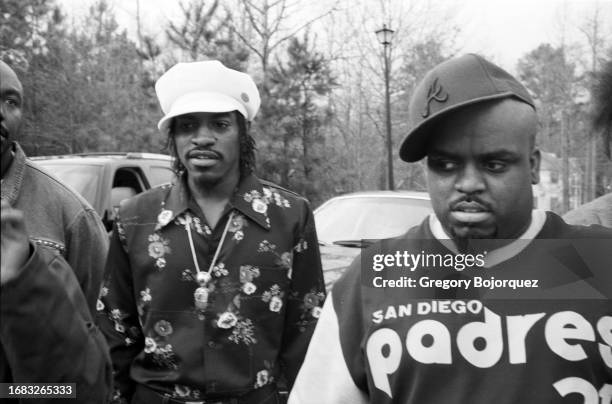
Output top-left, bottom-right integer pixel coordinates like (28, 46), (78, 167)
(1, 88), (22, 99)
(478, 150), (522, 160)
(428, 150), (521, 160)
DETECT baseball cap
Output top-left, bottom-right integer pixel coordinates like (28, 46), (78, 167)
(399, 54), (535, 162)
(155, 60), (261, 132)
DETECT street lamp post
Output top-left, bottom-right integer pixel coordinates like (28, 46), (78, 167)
(375, 24), (395, 190)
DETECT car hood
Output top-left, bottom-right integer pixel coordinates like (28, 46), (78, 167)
(320, 244), (362, 291)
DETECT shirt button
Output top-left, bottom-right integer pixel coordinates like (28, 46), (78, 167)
(208, 341), (216, 348)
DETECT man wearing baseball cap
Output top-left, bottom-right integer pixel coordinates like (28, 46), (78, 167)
(99, 60), (325, 404)
(289, 54), (612, 403)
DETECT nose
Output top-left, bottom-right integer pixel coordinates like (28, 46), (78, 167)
(191, 123), (216, 146)
(454, 163), (486, 195)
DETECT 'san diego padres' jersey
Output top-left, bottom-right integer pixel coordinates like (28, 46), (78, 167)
(290, 212), (612, 404)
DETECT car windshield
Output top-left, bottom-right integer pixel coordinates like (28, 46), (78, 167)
(314, 196), (432, 244)
(36, 162), (102, 207)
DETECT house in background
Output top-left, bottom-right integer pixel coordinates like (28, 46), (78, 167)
(532, 151), (581, 213)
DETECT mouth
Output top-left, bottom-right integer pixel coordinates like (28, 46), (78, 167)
(186, 149), (221, 167)
(450, 201), (492, 224)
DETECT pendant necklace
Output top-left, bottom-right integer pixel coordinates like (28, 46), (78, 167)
(185, 211), (234, 311)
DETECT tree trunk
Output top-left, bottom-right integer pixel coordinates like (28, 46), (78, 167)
(586, 136), (597, 202)
(561, 111), (570, 212)
(281, 131), (289, 187)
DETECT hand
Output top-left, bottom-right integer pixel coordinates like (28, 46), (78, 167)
(1, 199), (30, 285)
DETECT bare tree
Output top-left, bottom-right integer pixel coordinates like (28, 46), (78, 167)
(579, 2), (609, 200)
(315, 0), (459, 191)
(230, 0), (338, 86)
(165, 0), (249, 70)
(166, 0), (223, 61)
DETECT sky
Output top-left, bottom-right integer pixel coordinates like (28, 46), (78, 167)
(448, 0), (612, 70)
(57, 0), (612, 72)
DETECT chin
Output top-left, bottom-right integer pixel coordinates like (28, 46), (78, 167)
(185, 169), (220, 184)
(193, 174), (223, 187)
(450, 225), (496, 240)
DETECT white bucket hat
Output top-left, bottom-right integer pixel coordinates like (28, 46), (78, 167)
(155, 60), (261, 132)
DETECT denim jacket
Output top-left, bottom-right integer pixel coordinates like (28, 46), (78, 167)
(0, 143), (111, 403)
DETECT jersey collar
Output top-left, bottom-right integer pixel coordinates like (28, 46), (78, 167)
(428, 210), (546, 267)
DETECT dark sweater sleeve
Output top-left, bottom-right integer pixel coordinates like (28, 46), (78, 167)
(0, 244), (112, 403)
(65, 208), (110, 317)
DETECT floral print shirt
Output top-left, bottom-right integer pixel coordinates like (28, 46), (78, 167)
(98, 174), (325, 402)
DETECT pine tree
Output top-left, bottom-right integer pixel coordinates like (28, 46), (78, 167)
(257, 34), (336, 203)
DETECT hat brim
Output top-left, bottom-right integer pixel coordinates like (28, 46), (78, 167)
(157, 91), (248, 132)
(399, 92), (530, 162)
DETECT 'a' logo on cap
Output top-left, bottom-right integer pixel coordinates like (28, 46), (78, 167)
(422, 78), (448, 118)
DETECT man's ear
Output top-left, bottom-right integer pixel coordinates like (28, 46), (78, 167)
(246, 121), (251, 131)
(530, 148), (541, 185)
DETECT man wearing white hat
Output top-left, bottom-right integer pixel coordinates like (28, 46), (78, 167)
(98, 60), (325, 404)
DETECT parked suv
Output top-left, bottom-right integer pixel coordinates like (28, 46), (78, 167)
(32, 152), (175, 230)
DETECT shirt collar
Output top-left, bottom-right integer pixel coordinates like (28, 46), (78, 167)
(0, 142), (25, 205)
(428, 209), (547, 267)
(161, 176), (190, 225)
(159, 173), (271, 231)
(230, 173), (271, 230)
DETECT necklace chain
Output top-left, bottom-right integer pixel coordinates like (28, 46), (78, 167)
(185, 211), (234, 286)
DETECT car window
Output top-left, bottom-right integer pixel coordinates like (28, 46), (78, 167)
(113, 167), (146, 193)
(149, 165), (175, 187)
(37, 162), (102, 208)
(315, 196), (432, 244)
